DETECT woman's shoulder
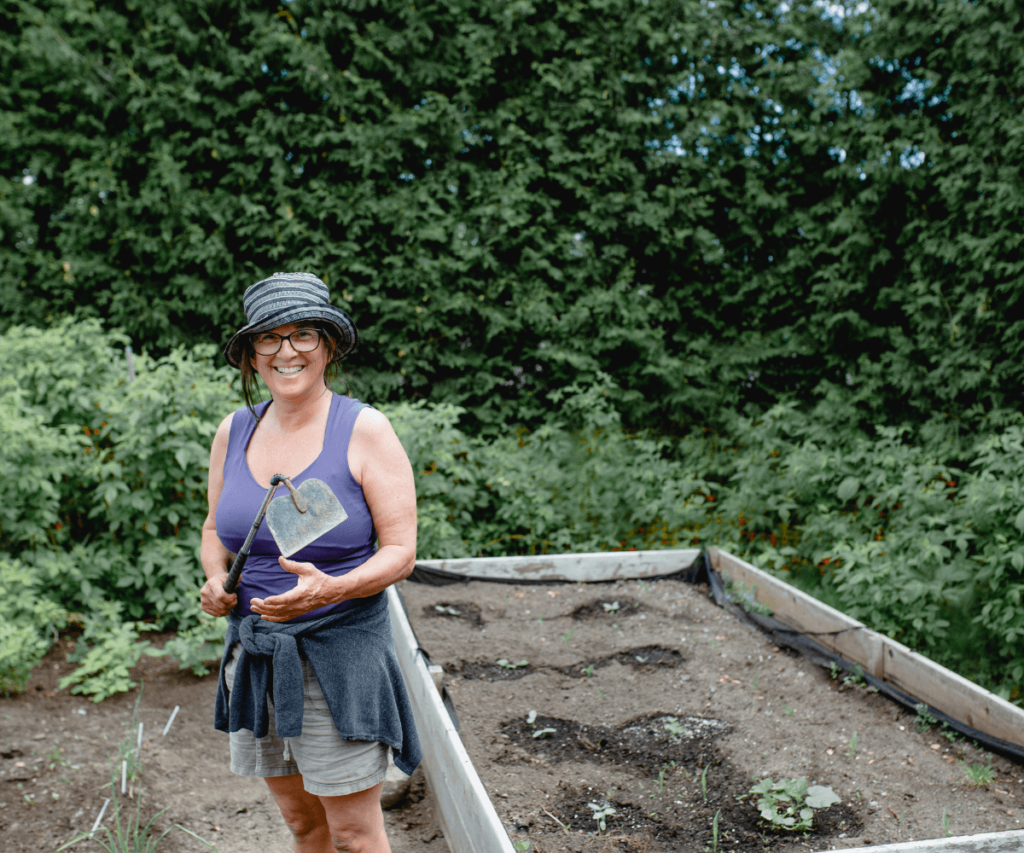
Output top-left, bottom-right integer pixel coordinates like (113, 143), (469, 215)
(350, 402), (392, 435)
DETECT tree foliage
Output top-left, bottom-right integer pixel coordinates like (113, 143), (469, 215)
(2, 0), (1022, 433)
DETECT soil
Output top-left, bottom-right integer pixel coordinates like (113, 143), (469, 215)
(3, 575), (1021, 853)
(400, 576), (1024, 853)
(0, 640), (445, 853)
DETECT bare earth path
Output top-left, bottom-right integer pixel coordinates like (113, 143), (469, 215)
(0, 643), (444, 853)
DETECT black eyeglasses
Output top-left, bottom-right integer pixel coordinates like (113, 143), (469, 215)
(251, 328), (324, 356)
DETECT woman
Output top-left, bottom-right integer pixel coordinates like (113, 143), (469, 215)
(199, 271), (421, 853)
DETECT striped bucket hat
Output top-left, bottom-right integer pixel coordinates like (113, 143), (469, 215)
(223, 272), (357, 368)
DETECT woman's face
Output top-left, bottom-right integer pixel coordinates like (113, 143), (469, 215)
(249, 321), (330, 402)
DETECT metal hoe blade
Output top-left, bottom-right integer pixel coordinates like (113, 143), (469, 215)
(266, 478), (348, 557)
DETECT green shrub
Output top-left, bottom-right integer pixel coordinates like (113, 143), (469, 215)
(2, 321), (1023, 704)
(0, 558), (67, 695)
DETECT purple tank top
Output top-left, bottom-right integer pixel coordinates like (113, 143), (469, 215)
(215, 393), (376, 622)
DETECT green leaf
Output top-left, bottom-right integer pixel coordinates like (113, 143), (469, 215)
(805, 786), (841, 810)
(837, 477), (861, 502)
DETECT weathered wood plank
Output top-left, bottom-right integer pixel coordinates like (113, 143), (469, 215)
(881, 639), (1024, 749)
(416, 548), (700, 583)
(710, 548), (885, 678)
(813, 828), (1024, 853)
(388, 586), (515, 853)
(709, 548), (1024, 750)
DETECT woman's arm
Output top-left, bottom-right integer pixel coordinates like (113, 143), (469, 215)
(199, 413), (238, 617)
(250, 407), (416, 622)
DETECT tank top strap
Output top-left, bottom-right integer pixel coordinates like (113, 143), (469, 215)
(226, 401), (269, 462)
(325, 393), (369, 450)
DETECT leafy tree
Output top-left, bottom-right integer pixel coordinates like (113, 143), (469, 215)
(1, 0), (1021, 433)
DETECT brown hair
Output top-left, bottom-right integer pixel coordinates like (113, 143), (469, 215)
(239, 325), (341, 421)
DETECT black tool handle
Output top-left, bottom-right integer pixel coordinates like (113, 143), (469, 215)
(222, 474), (287, 596)
(223, 551), (249, 595)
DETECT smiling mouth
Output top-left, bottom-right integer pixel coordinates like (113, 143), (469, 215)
(274, 366), (305, 375)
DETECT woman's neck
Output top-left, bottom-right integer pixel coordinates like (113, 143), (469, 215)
(264, 384), (332, 433)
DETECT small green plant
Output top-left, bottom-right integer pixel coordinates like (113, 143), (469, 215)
(700, 765), (709, 802)
(602, 601), (620, 613)
(848, 731), (858, 760)
(915, 703), (939, 733)
(434, 605), (461, 616)
(942, 807), (951, 837)
(784, 705), (794, 716)
(512, 840), (531, 852)
(496, 659), (529, 670)
(525, 709), (556, 739)
(664, 717), (689, 738)
(562, 630), (576, 645)
(751, 777), (840, 832)
(587, 802), (616, 833)
(961, 761), (995, 788)
(580, 664), (595, 678)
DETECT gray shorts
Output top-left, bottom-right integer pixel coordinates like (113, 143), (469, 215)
(223, 644), (389, 797)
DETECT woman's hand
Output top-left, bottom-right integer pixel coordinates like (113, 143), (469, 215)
(250, 557), (338, 623)
(200, 573), (238, 617)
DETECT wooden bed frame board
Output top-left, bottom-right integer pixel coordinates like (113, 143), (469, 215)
(812, 828), (1024, 852)
(709, 548), (1024, 750)
(387, 585), (516, 853)
(415, 548), (700, 583)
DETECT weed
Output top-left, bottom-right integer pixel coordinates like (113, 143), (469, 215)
(512, 840), (531, 852)
(751, 777), (840, 832)
(752, 674), (759, 690)
(496, 659), (529, 670)
(56, 760), (217, 853)
(784, 705), (794, 716)
(580, 664), (595, 678)
(942, 807), (951, 837)
(915, 703), (938, 733)
(700, 765), (709, 802)
(562, 630), (576, 645)
(723, 578), (773, 617)
(961, 761), (995, 788)
(602, 601), (620, 613)
(830, 661), (865, 690)
(709, 809), (721, 853)
(587, 802), (616, 833)
(941, 723), (961, 743)
(46, 745), (68, 770)
(532, 728), (556, 739)
(652, 768), (667, 797)
(595, 687), (606, 700)
(848, 731), (858, 760)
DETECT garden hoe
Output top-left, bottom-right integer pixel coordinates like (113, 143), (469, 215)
(223, 475), (348, 594)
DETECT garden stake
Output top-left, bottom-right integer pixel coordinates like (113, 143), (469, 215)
(162, 706), (179, 736)
(224, 476), (347, 594)
(90, 798), (110, 837)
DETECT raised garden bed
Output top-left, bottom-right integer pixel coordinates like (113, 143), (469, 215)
(398, 572), (1024, 852)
